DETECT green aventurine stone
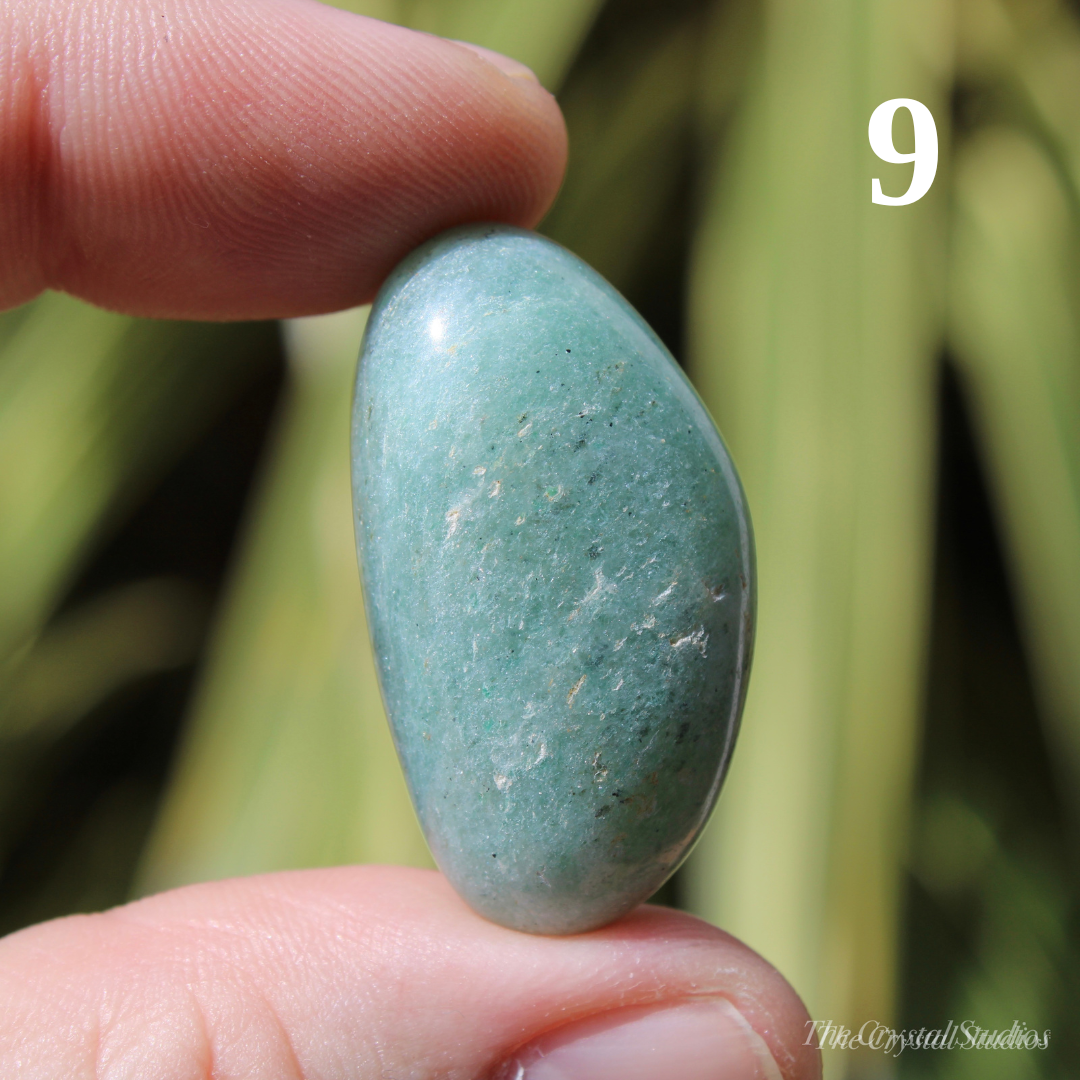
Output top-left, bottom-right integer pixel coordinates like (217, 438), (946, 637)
(351, 225), (754, 934)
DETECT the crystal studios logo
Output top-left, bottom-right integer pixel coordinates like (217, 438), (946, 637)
(805, 1019), (1051, 1057)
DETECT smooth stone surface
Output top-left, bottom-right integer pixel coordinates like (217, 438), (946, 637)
(352, 225), (754, 934)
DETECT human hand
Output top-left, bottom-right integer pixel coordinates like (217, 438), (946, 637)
(0, 3), (820, 1077)
(1, 867), (818, 1078)
(1, 0), (565, 318)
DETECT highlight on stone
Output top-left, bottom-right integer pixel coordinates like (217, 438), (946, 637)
(351, 225), (755, 934)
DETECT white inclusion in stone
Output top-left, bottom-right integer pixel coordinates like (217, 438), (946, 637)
(567, 567), (616, 622)
(670, 626), (709, 657)
(494, 773), (512, 792)
(653, 580), (677, 605)
(584, 568), (614, 603)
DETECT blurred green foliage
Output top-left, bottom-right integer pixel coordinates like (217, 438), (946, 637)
(1, 0), (1079, 1076)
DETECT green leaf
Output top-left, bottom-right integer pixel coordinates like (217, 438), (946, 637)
(136, 308), (432, 892)
(0, 294), (272, 666)
(948, 126), (1080, 823)
(682, 0), (950, 1045)
(542, 12), (702, 294)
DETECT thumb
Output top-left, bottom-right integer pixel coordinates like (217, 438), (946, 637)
(0, 866), (820, 1079)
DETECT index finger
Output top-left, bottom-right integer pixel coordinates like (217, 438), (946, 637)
(1, 0), (567, 319)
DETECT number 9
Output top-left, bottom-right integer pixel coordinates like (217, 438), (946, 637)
(869, 98), (938, 206)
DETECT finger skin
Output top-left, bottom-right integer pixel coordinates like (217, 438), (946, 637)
(0, 0), (567, 319)
(0, 866), (820, 1080)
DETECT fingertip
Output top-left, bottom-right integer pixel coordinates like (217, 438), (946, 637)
(446, 39), (546, 84)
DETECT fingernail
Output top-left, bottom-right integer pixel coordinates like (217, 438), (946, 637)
(449, 40), (542, 84)
(493, 998), (784, 1080)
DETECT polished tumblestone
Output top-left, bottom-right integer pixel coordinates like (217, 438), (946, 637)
(352, 225), (754, 934)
